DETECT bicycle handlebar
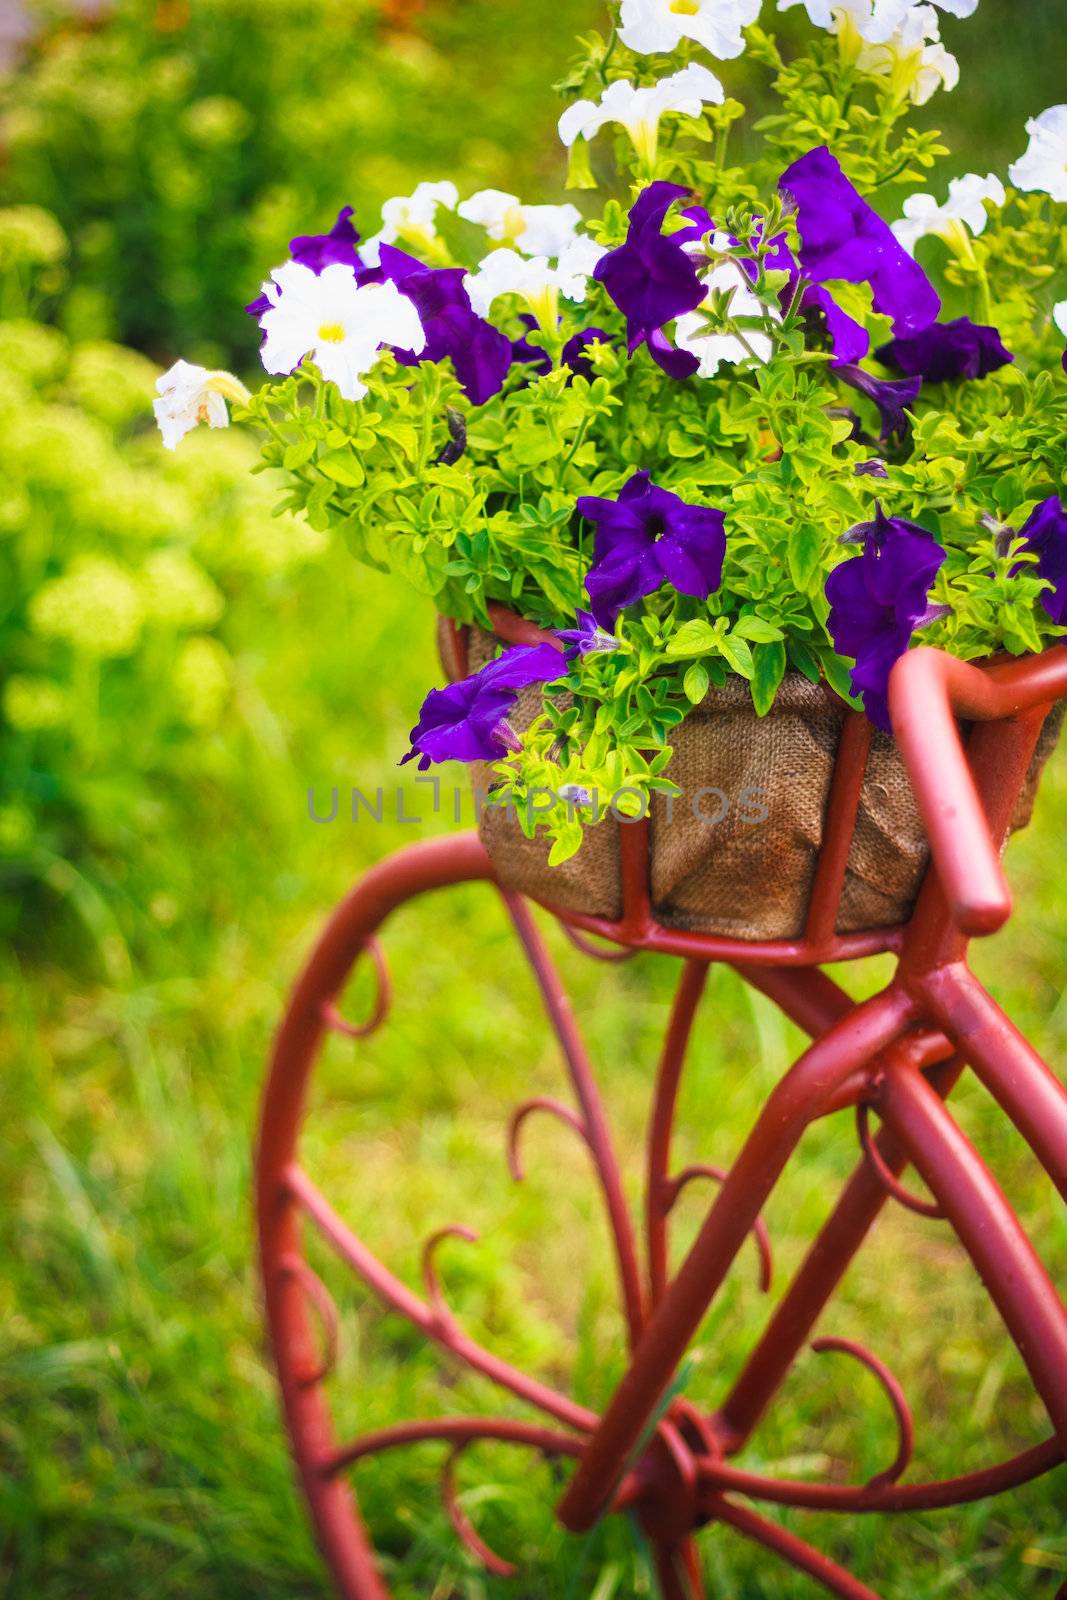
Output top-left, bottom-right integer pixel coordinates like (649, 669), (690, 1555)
(888, 646), (1067, 937)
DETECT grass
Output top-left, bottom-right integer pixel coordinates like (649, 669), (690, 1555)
(2, 532), (1066, 1600)
(3, 2), (1067, 1595)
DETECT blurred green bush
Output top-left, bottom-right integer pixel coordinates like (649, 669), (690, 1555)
(0, 0), (593, 368)
(0, 0), (595, 968)
(0, 210), (328, 968)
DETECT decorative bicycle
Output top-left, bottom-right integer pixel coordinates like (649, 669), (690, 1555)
(256, 637), (1067, 1600)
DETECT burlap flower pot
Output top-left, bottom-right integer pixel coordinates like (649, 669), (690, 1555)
(454, 621), (1062, 942)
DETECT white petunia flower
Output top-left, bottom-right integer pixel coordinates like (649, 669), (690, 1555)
(618, 0), (761, 61)
(780, 0), (958, 101)
(777, 0), (906, 38)
(892, 172), (1005, 255)
(855, 5), (958, 104)
(153, 359), (249, 450)
(258, 262), (425, 402)
(674, 237), (780, 376)
(362, 180), (459, 267)
(901, 38), (959, 104)
(1008, 106), (1067, 203)
(778, 0), (974, 31)
(457, 190), (582, 258)
(1055, 301), (1067, 340)
(558, 64), (725, 168)
(463, 238), (606, 330)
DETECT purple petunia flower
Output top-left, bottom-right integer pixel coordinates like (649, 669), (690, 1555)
(878, 317), (1014, 383)
(726, 223), (872, 368)
(594, 181), (706, 380)
(1016, 495), (1067, 625)
(246, 206), (372, 318)
(556, 610), (620, 661)
(402, 643), (567, 770)
(780, 147), (941, 339)
(562, 327), (611, 380)
(291, 205), (365, 274)
(825, 503), (947, 730)
(579, 470), (727, 628)
(803, 284), (870, 365)
(510, 319), (612, 382)
(836, 364), (923, 441)
(378, 244), (513, 405)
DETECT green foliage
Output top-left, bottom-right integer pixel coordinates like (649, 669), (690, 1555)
(0, 0), (594, 365)
(238, 3), (1067, 864)
(0, 242), (324, 963)
(3, 8), (1067, 1599)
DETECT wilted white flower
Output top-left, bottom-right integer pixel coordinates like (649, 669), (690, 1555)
(463, 237), (607, 330)
(674, 237), (780, 376)
(1008, 106), (1067, 203)
(618, 0), (761, 60)
(362, 180), (459, 267)
(258, 262), (425, 402)
(457, 191), (582, 258)
(153, 359), (249, 450)
(892, 172), (1005, 255)
(558, 64), (725, 167)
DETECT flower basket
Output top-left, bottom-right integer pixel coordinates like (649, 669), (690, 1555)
(450, 617), (1063, 941)
(158, 0), (1067, 947)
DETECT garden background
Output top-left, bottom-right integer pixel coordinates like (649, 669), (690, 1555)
(1, 2), (1066, 1596)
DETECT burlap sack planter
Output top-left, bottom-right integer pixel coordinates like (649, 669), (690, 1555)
(459, 621), (1062, 942)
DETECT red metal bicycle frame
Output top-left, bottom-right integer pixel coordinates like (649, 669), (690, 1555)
(256, 637), (1067, 1600)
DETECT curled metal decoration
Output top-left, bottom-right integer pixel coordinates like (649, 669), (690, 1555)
(441, 1442), (519, 1578)
(811, 1337), (915, 1491)
(558, 922), (639, 963)
(421, 1225), (479, 1336)
(276, 1252), (340, 1388)
(665, 1164), (774, 1294)
(284, 1160), (596, 1434)
(322, 1416), (585, 1479)
(697, 1436), (1062, 1514)
(321, 937), (391, 1039)
(856, 1103), (946, 1220)
(257, 652), (1067, 1600)
(507, 1096), (591, 1183)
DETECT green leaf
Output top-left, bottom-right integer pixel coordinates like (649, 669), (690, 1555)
(664, 619), (719, 658)
(317, 448), (365, 488)
(788, 639), (822, 684)
(667, 428), (705, 459)
(549, 822), (585, 864)
(819, 647), (860, 707)
(750, 640), (787, 716)
(788, 524), (823, 593)
(732, 615), (785, 643)
(283, 437), (317, 470)
(507, 431), (560, 468)
(683, 662), (710, 704)
(717, 632), (754, 679)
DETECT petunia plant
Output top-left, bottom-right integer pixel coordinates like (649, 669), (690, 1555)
(159, 0), (1067, 865)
